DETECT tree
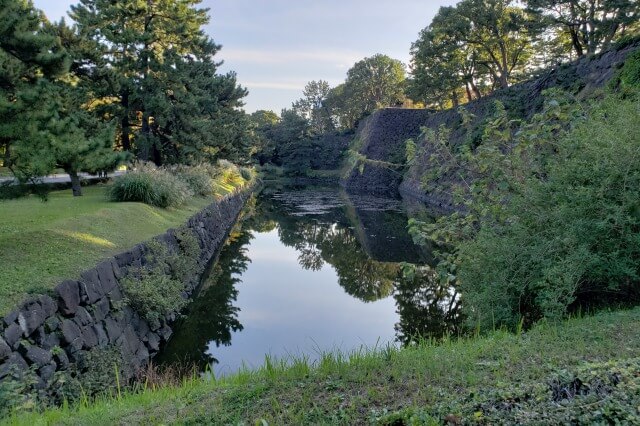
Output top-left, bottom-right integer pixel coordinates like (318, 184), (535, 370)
(70, 0), (250, 165)
(0, 0), (67, 171)
(249, 110), (280, 165)
(409, 24), (485, 108)
(144, 45), (249, 164)
(324, 83), (362, 130)
(432, 0), (537, 89)
(10, 78), (125, 196)
(526, 0), (640, 57)
(343, 54), (406, 119)
(292, 80), (334, 135)
(1, 1), (124, 196)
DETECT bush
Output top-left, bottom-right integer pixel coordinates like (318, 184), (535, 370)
(122, 270), (187, 325)
(619, 50), (640, 90)
(457, 94), (640, 329)
(110, 161), (251, 207)
(239, 166), (253, 181)
(109, 164), (192, 208)
(212, 160), (249, 197)
(121, 228), (200, 325)
(171, 165), (213, 196)
(0, 366), (39, 418)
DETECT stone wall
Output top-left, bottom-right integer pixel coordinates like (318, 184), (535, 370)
(341, 108), (432, 197)
(0, 188), (253, 390)
(341, 41), (640, 211)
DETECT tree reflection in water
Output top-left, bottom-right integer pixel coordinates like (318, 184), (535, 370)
(394, 265), (462, 345)
(156, 227), (251, 370)
(159, 189), (463, 372)
(258, 190), (462, 341)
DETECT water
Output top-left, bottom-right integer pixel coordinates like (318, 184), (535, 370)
(158, 187), (461, 376)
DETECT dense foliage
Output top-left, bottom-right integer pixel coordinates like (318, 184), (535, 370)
(121, 228), (199, 325)
(526, 0), (639, 57)
(0, 0), (126, 195)
(0, 0), (252, 196)
(409, 0), (639, 109)
(69, 0), (251, 166)
(410, 83), (640, 330)
(251, 55), (405, 174)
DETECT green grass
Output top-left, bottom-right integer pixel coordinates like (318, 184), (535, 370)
(0, 185), (213, 316)
(7, 308), (640, 425)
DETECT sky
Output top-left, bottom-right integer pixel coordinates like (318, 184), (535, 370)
(33, 0), (458, 113)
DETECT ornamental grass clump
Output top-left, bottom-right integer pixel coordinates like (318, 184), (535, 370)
(170, 164), (214, 197)
(110, 163), (192, 208)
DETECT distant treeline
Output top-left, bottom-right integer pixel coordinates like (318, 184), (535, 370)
(251, 0), (638, 173)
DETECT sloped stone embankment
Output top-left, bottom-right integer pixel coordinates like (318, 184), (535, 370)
(0, 188), (253, 391)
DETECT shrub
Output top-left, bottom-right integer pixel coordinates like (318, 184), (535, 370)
(121, 228), (200, 325)
(110, 161), (251, 206)
(152, 170), (192, 207)
(121, 270), (186, 326)
(619, 50), (640, 90)
(239, 166), (253, 181)
(457, 94), (640, 329)
(109, 164), (192, 208)
(213, 161), (248, 197)
(171, 165), (213, 196)
(0, 366), (39, 418)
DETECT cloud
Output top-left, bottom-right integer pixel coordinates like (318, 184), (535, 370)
(221, 48), (364, 67)
(243, 81), (306, 91)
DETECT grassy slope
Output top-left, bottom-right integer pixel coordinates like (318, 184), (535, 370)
(0, 185), (213, 316)
(8, 308), (640, 425)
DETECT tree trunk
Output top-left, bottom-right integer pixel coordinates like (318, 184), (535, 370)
(152, 142), (162, 166)
(471, 80), (482, 99)
(451, 91), (459, 108)
(69, 171), (82, 197)
(121, 90), (131, 151)
(2, 141), (10, 166)
(465, 83), (473, 103)
(601, 21), (620, 53)
(570, 27), (584, 57)
(498, 72), (509, 89)
(139, 112), (151, 161)
(587, 1), (597, 54)
(498, 42), (510, 89)
(568, 3), (585, 57)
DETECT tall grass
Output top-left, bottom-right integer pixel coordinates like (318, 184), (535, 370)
(9, 308), (640, 424)
(110, 161), (253, 208)
(109, 164), (191, 208)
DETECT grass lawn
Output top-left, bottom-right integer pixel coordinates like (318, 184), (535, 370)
(7, 308), (640, 425)
(0, 185), (213, 316)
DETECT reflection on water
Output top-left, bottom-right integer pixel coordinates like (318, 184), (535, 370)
(158, 187), (461, 375)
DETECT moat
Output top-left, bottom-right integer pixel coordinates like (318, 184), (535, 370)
(158, 187), (461, 376)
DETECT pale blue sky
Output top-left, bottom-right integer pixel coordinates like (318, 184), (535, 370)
(33, 0), (458, 113)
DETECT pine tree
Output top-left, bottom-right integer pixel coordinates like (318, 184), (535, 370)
(0, 0), (68, 171)
(1, 3), (126, 196)
(70, 0), (250, 165)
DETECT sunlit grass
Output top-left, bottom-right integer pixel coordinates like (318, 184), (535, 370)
(0, 185), (212, 315)
(57, 231), (116, 248)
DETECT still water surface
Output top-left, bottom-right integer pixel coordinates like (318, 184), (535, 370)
(159, 187), (460, 376)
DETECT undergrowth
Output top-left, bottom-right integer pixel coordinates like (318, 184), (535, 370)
(121, 228), (200, 326)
